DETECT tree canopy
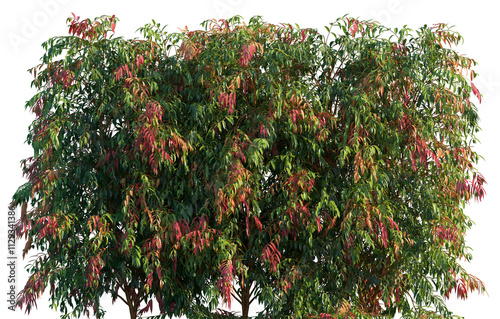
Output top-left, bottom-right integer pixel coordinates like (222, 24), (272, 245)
(12, 14), (486, 319)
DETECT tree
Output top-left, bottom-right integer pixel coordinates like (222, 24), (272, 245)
(12, 14), (486, 319)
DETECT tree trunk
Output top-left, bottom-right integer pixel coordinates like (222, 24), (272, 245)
(123, 284), (139, 319)
(128, 305), (137, 319)
(241, 294), (250, 318)
(239, 275), (252, 318)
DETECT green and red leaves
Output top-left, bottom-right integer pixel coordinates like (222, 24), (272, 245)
(217, 260), (235, 309)
(218, 91), (236, 115)
(114, 64), (132, 81)
(261, 242), (281, 273)
(114, 54), (146, 82)
(456, 172), (486, 201)
(239, 42), (263, 67)
(13, 14), (486, 319)
(35, 215), (58, 240)
(50, 66), (75, 90)
(86, 254), (104, 288)
(16, 270), (45, 314)
(348, 19), (359, 37)
(67, 13), (117, 41)
(445, 273), (486, 301)
(284, 169), (314, 195)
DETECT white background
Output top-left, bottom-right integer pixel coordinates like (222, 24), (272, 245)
(1, 0), (498, 318)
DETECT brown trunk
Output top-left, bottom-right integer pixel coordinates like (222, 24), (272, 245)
(241, 292), (250, 318)
(128, 305), (137, 319)
(123, 285), (139, 319)
(238, 275), (252, 318)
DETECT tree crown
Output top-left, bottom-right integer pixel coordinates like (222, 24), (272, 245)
(13, 14), (485, 319)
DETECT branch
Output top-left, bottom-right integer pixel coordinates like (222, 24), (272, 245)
(116, 292), (128, 305)
(231, 292), (242, 304)
(249, 283), (258, 297)
(249, 292), (260, 305)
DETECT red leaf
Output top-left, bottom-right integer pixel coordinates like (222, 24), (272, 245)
(172, 221), (182, 242)
(259, 123), (269, 137)
(350, 19), (359, 37)
(379, 222), (388, 248)
(254, 216), (262, 230)
(471, 82), (482, 103)
(136, 55), (145, 69)
(138, 299), (153, 316)
(228, 92), (235, 115)
(387, 216), (399, 231)
(246, 216), (250, 236)
(316, 216), (322, 232)
(115, 67), (123, 81)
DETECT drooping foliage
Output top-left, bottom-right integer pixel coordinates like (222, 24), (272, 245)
(12, 14), (486, 319)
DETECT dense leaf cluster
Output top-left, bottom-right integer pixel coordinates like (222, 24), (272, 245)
(12, 14), (485, 319)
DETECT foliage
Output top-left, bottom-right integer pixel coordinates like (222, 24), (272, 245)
(12, 13), (486, 319)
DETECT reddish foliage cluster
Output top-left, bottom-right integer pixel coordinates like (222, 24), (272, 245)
(229, 137), (248, 164)
(434, 225), (458, 243)
(36, 216), (58, 240)
(86, 254), (104, 288)
(396, 113), (440, 171)
(17, 271), (45, 314)
(17, 203), (32, 240)
(348, 19), (359, 37)
(452, 146), (474, 170)
(286, 203), (310, 232)
(275, 24), (314, 45)
(97, 149), (120, 173)
(115, 64), (133, 81)
(284, 170), (314, 195)
(466, 82), (481, 105)
(218, 91), (236, 114)
(142, 235), (162, 253)
(132, 102), (182, 175)
(281, 266), (302, 294)
(261, 242), (281, 273)
(456, 173), (486, 201)
(374, 220), (388, 248)
(31, 97), (45, 117)
(454, 278), (469, 300)
(410, 135), (440, 171)
(214, 308), (237, 318)
(386, 216), (400, 232)
(50, 67), (74, 90)
(445, 273), (486, 301)
(21, 156), (43, 194)
(178, 36), (202, 61)
(169, 216), (216, 257)
(290, 108), (303, 123)
(239, 43), (257, 67)
(306, 313), (356, 319)
(142, 101), (164, 126)
(185, 215), (217, 255)
(259, 122), (269, 138)
(68, 13), (116, 41)
(170, 219), (189, 243)
(346, 18), (374, 38)
(217, 260), (235, 309)
(138, 299), (154, 316)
